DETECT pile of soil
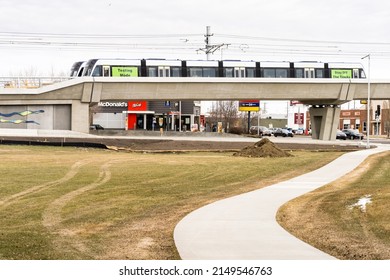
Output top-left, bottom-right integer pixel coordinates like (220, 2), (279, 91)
(233, 138), (293, 158)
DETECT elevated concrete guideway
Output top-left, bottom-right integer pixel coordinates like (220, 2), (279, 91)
(91, 77), (388, 103)
(0, 77), (389, 139)
(1, 77), (389, 101)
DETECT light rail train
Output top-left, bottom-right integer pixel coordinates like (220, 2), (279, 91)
(70, 58), (366, 79)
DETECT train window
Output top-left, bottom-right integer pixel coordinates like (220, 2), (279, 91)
(171, 67), (181, 77)
(188, 68), (203, 77)
(263, 69), (276, 78)
(188, 67), (217, 77)
(203, 68), (217, 77)
(224, 68), (234, 77)
(295, 69), (304, 78)
(70, 61), (83, 77)
(83, 59), (98, 76)
(92, 65), (102, 77)
(103, 66), (110, 77)
(262, 68), (287, 78)
(148, 67), (158, 77)
(276, 69), (288, 78)
(316, 69), (324, 78)
(246, 68), (255, 78)
(353, 69), (359, 79)
(360, 69), (366, 78)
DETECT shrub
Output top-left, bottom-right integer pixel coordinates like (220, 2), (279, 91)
(229, 126), (244, 135)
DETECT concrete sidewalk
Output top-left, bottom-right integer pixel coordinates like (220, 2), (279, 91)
(174, 145), (390, 260)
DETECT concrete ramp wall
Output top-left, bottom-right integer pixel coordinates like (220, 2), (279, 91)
(0, 105), (71, 130)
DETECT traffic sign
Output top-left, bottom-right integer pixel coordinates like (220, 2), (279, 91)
(294, 113), (304, 125)
(239, 100), (260, 111)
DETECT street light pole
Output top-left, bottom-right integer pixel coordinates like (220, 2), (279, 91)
(362, 54), (371, 149)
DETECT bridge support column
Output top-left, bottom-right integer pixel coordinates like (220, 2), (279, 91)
(309, 106), (340, 140)
(71, 100), (90, 134)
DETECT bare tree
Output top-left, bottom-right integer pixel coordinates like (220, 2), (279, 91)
(6, 66), (41, 88)
(207, 101), (240, 132)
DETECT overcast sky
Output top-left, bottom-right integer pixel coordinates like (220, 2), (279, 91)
(1, 0), (389, 77)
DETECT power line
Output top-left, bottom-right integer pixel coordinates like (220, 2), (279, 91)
(0, 31), (202, 39)
(216, 33), (390, 46)
(1, 29), (390, 59)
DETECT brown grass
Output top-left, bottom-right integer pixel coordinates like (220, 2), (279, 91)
(277, 151), (390, 260)
(0, 145), (342, 260)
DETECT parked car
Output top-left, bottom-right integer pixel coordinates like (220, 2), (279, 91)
(262, 128), (272, 136)
(273, 128), (293, 137)
(268, 128), (277, 135)
(90, 124), (104, 130)
(249, 126), (271, 136)
(336, 130), (347, 140)
(342, 129), (364, 140)
(249, 126), (262, 136)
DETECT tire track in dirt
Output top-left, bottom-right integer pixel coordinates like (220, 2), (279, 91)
(41, 160), (115, 255)
(0, 160), (89, 208)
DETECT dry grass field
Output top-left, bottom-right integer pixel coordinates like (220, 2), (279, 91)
(0, 145), (342, 260)
(277, 151), (390, 260)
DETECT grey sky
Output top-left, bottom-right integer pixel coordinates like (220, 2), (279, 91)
(1, 0), (389, 78)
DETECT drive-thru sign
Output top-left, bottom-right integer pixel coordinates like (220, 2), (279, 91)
(239, 100), (260, 111)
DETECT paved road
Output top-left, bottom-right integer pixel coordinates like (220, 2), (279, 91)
(2, 128), (387, 146)
(174, 144), (390, 260)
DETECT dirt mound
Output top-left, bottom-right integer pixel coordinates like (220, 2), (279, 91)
(233, 138), (293, 158)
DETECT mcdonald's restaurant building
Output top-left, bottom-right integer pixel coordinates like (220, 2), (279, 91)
(91, 100), (201, 131)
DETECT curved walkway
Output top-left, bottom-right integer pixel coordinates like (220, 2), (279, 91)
(174, 144), (390, 260)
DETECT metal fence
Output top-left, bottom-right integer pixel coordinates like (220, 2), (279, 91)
(0, 77), (72, 89)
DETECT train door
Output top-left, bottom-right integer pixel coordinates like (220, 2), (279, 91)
(304, 68), (315, 78)
(102, 66), (111, 77)
(234, 67), (245, 78)
(158, 66), (170, 77)
(353, 69), (359, 78)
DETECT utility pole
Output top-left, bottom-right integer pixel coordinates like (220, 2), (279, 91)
(198, 26), (229, 60)
(362, 54), (371, 148)
(205, 26), (212, 61)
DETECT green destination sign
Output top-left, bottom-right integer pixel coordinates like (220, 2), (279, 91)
(112, 66), (138, 77)
(331, 69), (352, 78)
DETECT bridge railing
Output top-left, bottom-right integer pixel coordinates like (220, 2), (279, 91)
(0, 77), (73, 89)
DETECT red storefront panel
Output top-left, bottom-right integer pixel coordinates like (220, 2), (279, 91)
(127, 101), (147, 130)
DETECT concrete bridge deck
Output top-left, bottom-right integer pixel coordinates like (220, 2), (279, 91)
(0, 77), (389, 103)
(0, 77), (389, 139)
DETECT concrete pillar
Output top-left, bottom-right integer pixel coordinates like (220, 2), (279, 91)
(71, 100), (90, 133)
(171, 114), (175, 131)
(190, 115), (195, 131)
(309, 106), (340, 140)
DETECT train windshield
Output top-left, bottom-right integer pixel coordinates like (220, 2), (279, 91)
(70, 61), (83, 77)
(82, 59), (98, 76)
(92, 65), (102, 77)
